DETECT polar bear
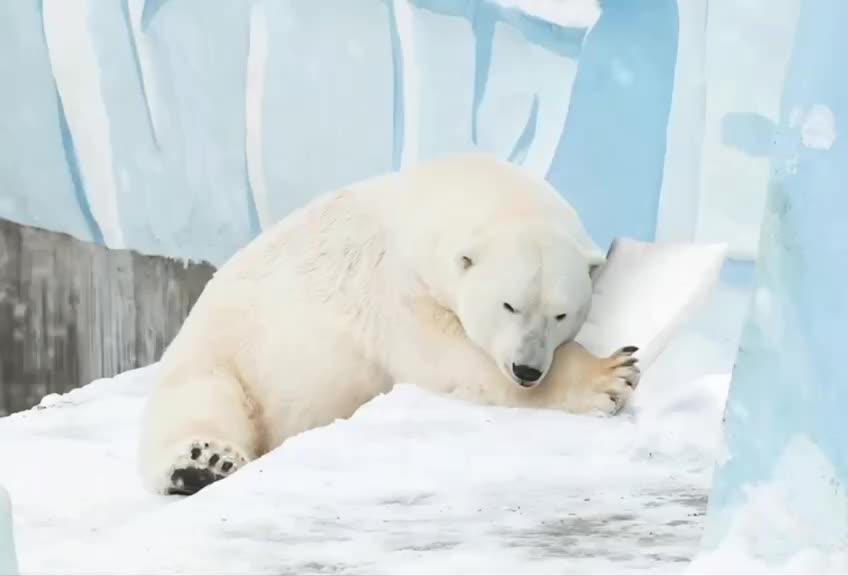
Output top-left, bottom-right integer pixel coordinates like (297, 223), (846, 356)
(139, 152), (640, 495)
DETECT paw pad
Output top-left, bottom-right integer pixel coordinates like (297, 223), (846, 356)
(166, 440), (247, 496)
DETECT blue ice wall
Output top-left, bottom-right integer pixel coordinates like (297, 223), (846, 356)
(0, 0), (679, 265)
(701, 0), (848, 565)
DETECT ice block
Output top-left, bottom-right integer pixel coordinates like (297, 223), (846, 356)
(576, 237), (729, 370)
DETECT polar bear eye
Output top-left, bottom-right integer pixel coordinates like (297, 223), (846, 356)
(503, 302), (517, 313)
(555, 313), (567, 321)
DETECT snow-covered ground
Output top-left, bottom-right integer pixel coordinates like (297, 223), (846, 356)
(0, 310), (738, 575)
(1, 366), (730, 575)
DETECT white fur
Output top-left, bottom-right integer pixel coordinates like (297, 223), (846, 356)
(139, 153), (639, 494)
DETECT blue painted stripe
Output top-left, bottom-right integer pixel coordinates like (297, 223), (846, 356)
(141, 0), (169, 31)
(386, 0), (405, 169)
(57, 97), (105, 245)
(242, 8), (262, 237)
(121, 0), (160, 150)
(545, 0), (679, 250)
(470, 1), (495, 144)
(243, 163), (261, 238)
(37, 0), (103, 244)
(507, 95), (539, 164)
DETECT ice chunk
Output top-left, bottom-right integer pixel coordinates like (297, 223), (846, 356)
(691, 437), (848, 575)
(700, 2), (848, 567)
(576, 237), (728, 370)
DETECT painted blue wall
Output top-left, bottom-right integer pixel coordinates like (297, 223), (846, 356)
(701, 0), (848, 563)
(548, 0), (678, 249)
(0, 0), (677, 265)
(0, 1), (99, 244)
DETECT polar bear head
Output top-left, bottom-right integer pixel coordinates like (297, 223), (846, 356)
(453, 227), (603, 389)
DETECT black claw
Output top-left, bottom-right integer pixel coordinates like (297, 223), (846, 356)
(620, 357), (638, 367)
(621, 345), (639, 354)
(190, 447), (201, 460)
(167, 467), (223, 496)
(208, 454), (220, 467)
(221, 461), (233, 473)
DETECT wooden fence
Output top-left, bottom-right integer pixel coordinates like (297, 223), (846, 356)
(0, 218), (214, 415)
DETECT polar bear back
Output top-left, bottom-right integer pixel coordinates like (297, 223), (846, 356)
(364, 153), (605, 265)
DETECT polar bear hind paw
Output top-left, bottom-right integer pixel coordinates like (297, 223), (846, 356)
(166, 439), (249, 496)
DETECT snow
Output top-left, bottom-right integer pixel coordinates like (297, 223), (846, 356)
(1, 363), (731, 575)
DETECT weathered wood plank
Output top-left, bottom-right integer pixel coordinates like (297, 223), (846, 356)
(0, 218), (215, 415)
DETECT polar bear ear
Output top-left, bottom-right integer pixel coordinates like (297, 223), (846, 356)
(586, 250), (607, 283)
(589, 262), (604, 282)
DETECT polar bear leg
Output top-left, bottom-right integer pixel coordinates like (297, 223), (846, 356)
(139, 370), (259, 495)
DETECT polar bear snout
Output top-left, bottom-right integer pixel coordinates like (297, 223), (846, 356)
(511, 363), (543, 386)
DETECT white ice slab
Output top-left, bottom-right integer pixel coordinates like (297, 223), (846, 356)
(577, 237), (729, 370)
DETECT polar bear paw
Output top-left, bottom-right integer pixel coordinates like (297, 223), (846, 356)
(166, 439), (250, 496)
(584, 345), (641, 416)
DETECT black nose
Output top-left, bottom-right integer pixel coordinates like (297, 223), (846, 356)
(512, 363), (542, 383)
